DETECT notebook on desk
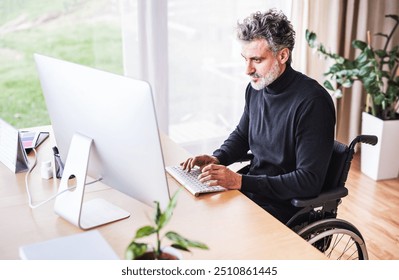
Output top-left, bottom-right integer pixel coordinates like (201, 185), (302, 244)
(20, 130), (49, 154)
(19, 230), (119, 260)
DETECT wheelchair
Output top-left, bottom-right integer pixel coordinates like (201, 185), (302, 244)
(238, 135), (378, 260)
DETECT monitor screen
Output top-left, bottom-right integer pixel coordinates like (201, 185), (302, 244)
(34, 54), (170, 229)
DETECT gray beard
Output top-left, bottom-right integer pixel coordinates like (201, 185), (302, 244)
(250, 61), (280, 90)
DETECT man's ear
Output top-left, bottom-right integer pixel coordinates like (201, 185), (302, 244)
(278, 48), (290, 64)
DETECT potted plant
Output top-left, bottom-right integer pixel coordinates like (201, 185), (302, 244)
(125, 191), (208, 260)
(305, 14), (399, 180)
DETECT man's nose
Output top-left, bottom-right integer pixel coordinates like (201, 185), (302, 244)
(245, 61), (255, 76)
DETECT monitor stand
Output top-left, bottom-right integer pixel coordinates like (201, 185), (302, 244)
(54, 133), (130, 230)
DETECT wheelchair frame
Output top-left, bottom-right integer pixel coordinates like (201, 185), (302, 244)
(239, 135), (378, 260)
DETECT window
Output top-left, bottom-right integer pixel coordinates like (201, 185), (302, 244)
(167, 0), (291, 154)
(1, 0), (291, 155)
(0, 0), (126, 128)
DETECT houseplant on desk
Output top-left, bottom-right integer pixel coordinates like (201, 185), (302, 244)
(125, 191), (208, 260)
(305, 14), (399, 180)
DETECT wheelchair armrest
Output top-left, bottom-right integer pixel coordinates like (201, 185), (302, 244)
(291, 187), (348, 208)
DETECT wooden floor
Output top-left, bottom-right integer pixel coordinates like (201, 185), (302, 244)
(337, 153), (399, 260)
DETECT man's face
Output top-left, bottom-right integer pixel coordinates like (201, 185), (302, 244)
(241, 39), (287, 90)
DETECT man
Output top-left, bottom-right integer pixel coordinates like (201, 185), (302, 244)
(181, 9), (336, 224)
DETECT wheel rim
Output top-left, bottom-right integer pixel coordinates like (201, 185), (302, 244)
(306, 228), (367, 260)
(297, 219), (368, 260)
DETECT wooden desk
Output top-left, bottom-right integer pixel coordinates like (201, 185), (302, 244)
(0, 126), (324, 259)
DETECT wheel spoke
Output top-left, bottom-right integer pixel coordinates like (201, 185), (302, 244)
(298, 219), (368, 260)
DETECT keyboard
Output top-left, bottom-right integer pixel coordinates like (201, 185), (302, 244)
(165, 165), (226, 196)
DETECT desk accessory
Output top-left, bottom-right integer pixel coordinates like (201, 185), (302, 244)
(0, 118), (29, 173)
(40, 160), (53, 179)
(23, 131), (49, 154)
(52, 146), (64, 178)
(19, 230), (119, 260)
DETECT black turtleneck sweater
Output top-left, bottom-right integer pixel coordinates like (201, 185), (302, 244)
(213, 65), (336, 222)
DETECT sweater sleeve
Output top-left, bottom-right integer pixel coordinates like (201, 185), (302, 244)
(240, 96), (335, 200)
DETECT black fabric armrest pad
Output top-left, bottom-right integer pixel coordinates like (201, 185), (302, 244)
(291, 187), (348, 208)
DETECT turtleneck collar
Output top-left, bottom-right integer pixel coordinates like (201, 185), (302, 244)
(263, 64), (297, 95)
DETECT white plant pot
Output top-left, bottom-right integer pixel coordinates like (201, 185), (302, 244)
(361, 112), (399, 180)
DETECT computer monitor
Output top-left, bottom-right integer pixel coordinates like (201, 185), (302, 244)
(34, 54), (171, 229)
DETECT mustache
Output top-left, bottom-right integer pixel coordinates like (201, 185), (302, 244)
(249, 73), (262, 78)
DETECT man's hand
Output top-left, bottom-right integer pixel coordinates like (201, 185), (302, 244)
(181, 154), (220, 172)
(199, 164), (242, 190)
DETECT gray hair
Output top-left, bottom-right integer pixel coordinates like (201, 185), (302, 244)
(237, 9), (295, 64)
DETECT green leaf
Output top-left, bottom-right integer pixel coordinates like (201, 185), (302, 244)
(358, 66), (373, 77)
(166, 231), (209, 250)
(333, 89), (343, 98)
(352, 40), (368, 50)
(157, 190), (180, 229)
(341, 79), (354, 88)
(171, 243), (191, 252)
(363, 76), (376, 90)
(306, 22), (398, 121)
(388, 49), (398, 70)
(165, 232), (189, 248)
(375, 49), (387, 58)
(154, 200), (162, 225)
(305, 29), (310, 40)
(355, 51), (368, 64)
(329, 63), (344, 74)
(374, 94), (386, 105)
(318, 44), (326, 54)
(135, 225), (157, 238)
(336, 57), (345, 64)
(387, 82), (399, 97)
(125, 242), (148, 260)
(365, 47), (374, 59)
(305, 29), (317, 47)
(323, 80), (335, 91)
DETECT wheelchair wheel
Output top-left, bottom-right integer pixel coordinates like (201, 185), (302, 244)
(296, 218), (368, 260)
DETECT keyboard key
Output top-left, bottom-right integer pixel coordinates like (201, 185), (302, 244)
(165, 166), (226, 196)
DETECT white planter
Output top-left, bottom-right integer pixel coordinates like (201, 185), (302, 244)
(361, 112), (399, 180)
